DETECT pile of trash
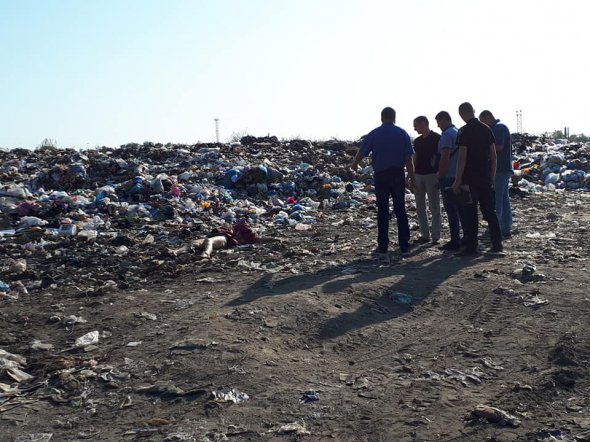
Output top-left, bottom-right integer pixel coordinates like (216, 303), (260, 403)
(1, 134), (589, 295)
(0, 137), (373, 295)
(512, 134), (590, 192)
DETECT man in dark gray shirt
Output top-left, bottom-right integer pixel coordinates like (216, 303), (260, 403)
(453, 102), (503, 256)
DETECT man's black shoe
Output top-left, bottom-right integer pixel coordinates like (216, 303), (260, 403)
(484, 244), (505, 257)
(455, 248), (479, 257)
(400, 242), (413, 254)
(439, 241), (461, 251)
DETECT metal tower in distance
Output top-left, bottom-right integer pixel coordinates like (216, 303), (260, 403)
(214, 118), (220, 143)
(516, 110), (523, 134)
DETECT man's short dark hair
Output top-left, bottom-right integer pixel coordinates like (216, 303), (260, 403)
(479, 110), (494, 119)
(458, 102), (474, 115)
(414, 115), (429, 125)
(381, 107), (396, 121)
(435, 111), (451, 122)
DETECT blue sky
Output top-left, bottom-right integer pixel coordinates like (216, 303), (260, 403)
(1, 0), (588, 149)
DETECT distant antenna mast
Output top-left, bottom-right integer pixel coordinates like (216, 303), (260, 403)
(516, 110), (522, 134)
(214, 118), (220, 143)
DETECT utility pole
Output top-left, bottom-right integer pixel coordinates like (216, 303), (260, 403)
(516, 110), (523, 134)
(214, 118), (220, 143)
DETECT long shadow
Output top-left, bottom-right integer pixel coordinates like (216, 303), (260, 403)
(226, 256), (385, 307)
(227, 247), (492, 340)
(318, 254), (486, 340)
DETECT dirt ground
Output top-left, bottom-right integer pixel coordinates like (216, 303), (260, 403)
(2, 191), (590, 442)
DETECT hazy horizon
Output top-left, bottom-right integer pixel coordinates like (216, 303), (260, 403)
(2, 0), (589, 150)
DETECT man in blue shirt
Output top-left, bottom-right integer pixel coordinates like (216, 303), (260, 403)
(435, 111), (463, 251)
(479, 110), (513, 238)
(352, 107), (415, 254)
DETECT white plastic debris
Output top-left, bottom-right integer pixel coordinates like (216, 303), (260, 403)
(74, 331), (99, 348)
(210, 387), (249, 404)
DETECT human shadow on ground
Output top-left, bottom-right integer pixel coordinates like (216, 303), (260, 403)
(226, 242), (438, 307)
(228, 249), (491, 339)
(317, 253), (485, 339)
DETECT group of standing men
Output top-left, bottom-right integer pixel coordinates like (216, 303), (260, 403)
(352, 102), (513, 257)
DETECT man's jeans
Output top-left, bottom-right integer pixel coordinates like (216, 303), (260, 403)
(439, 177), (463, 246)
(414, 173), (441, 241)
(375, 167), (410, 250)
(495, 172), (513, 235)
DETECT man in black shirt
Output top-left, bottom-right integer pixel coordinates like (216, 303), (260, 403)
(452, 102), (503, 255)
(412, 116), (441, 244)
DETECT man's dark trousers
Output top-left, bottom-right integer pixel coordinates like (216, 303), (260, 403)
(439, 177), (464, 246)
(462, 182), (502, 251)
(374, 167), (410, 251)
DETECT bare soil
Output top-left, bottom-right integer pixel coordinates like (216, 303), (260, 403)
(2, 191), (590, 442)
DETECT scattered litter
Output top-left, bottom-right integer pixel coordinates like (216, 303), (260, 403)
(210, 387), (249, 404)
(74, 331), (99, 348)
(300, 390), (320, 404)
(525, 232), (556, 239)
(522, 262), (537, 276)
(169, 339), (216, 350)
(275, 421), (310, 435)
(521, 293), (551, 307)
(30, 340), (54, 351)
(480, 357), (504, 371)
(0, 348), (33, 383)
(14, 434), (53, 442)
(513, 382), (533, 391)
(493, 287), (518, 297)
(9, 258), (27, 274)
(470, 404), (521, 427)
(135, 382), (206, 398)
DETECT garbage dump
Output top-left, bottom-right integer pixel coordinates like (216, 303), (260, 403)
(0, 137), (370, 293)
(1, 135), (589, 441)
(511, 134), (590, 193)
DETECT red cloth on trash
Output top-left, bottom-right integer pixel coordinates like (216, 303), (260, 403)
(212, 220), (259, 247)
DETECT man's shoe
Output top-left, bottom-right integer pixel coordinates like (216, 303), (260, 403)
(372, 246), (388, 255)
(400, 242), (412, 254)
(485, 247), (506, 258)
(455, 248), (479, 257)
(431, 238), (440, 245)
(485, 245), (506, 257)
(413, 236), (430, 244)
(439, 241), (461, 251)
(503, 232), (512, 239)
